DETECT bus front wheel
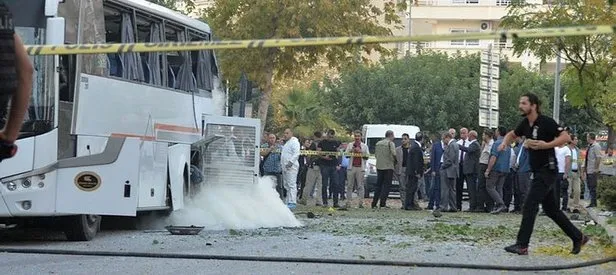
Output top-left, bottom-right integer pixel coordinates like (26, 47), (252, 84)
(63, 214), (101, 241)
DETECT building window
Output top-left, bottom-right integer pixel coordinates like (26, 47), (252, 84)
(450, 29), (480, 46)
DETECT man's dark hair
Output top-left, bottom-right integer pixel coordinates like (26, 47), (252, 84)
(415, 132), (423, 142)
(313, 131), (322, 138)
(353, 130), (362, 136)
(497, 126), (507, 137)
(402, 133), (409, 138)
(522, 93), (542, 113)
(484, 128), (494, 138)
(570, 134), (577, 141)
(588, 132), (596, 140)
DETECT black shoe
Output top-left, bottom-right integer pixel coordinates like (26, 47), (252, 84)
(504, 244), (528, 255)
(572, 209), (580, 214)
(571, 235), (590, 254)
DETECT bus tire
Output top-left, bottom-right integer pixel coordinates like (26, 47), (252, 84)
(63, 214), (101, 241)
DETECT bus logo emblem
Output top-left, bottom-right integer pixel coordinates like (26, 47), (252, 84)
(74, 171), (102, 192)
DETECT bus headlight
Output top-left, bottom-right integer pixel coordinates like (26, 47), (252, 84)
(7, 182), (16, 191)
(22, 179), (32, 188)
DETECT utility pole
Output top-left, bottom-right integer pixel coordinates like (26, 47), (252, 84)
(406, 0), (412, 56)
(553, 51), (561, 124)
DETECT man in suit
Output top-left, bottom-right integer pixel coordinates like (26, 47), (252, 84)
(395, 133), (412, 209)
(437, 131), (459, 213)
(459, 130), (481, 212)
(456, 128), (469, 211)
(427, 135), (444, 210)
(405, 132), (425, 210)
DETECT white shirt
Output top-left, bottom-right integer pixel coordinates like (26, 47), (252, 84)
(457, 138), (469, 162)
(570, 146), (579, 171)
(479, 139), (494, 165)
(281, 136), (300, 169)
(555, 146), (572, 173)
(440, 141), (445, 163)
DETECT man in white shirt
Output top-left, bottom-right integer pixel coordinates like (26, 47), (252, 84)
(567, 134), (582, 213)
(456, 127), (469, 211)
(555, 143), (571, 211)
(281, 128), (301, 209)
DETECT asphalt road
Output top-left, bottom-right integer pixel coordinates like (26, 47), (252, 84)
(1, 200), (615, 275)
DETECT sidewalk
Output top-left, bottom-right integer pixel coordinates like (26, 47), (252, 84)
(583, 200), (616, 245)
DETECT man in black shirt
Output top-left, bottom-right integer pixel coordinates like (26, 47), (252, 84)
(498, 93), (588, 256)
(318, 129), (342, 207)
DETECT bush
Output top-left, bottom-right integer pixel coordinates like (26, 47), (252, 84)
(598, 175), (616, 211)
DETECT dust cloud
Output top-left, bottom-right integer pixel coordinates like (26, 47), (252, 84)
(160, 176), (303, 230)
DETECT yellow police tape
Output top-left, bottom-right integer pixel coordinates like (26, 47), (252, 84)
(24, 25), (616, 56)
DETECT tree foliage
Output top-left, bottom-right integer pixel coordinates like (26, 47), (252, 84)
(278, 88), (343, 138)
(500, 0), (616, 147)
(315, 52), (591, 136)
(202, 0), (406, 132)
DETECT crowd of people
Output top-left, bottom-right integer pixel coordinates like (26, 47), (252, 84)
(260, 93), (598, 255)
(260, 126), (602, 213)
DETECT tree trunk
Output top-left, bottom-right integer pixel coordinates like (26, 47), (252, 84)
(257, 64), (275, 134)
(608, 125), (615, 156)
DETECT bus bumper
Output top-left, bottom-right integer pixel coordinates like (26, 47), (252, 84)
(0, 170), (58, 217)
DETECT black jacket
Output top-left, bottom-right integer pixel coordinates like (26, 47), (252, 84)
(405, 142), (424, 178)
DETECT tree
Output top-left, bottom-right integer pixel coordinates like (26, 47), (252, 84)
(320, 52), (482, 134)
(278, 87), (342, 138)
(146, 0), (195, 14)
(202, 0), (406, 132)
(500, 0), (616, 149)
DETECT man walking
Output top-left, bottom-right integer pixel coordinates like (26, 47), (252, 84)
(567, 135), (582, 213)
(396, 133), (412, 208)
(281, 128), (300, 209)
(501, 93), (588, 256)
(456, 128), (469, 211)
(459, 130), (481, 212)
(478, 130), (495, 212)
(319, 129), (342, 208)
(404, 132), (425, 210)
(485, 126), (510, 214)
(345, 130), (369, 208)
(584, 133), (602, 208)
(512, 137), (531, 214)
(299, 131), (323, 206)
(427, 135), (444, 210)
(437, 131), (459, 213)
(555, 140), (572, 211)
(371, 130), (397, 209)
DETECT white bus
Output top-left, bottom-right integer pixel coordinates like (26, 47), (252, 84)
(361, 124), (420, 198)
(0, 0), (260, 241)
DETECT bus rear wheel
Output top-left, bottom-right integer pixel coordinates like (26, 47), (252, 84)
(63, 214), (101, 241)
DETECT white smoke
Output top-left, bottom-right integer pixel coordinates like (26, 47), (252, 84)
(157, 176), (303, 230)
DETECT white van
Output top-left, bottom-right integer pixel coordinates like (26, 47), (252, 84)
(361, 124), (421, 198)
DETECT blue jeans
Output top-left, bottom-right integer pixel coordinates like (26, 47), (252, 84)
(428, 173), (441, 209)
(321, 165), (339, 206)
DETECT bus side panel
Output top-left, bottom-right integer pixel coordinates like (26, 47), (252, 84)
(76, 136), (113, 157)
(33, 127), (59, 170)
(137, 141), (168, 209)
(73, 74), (212, 142)
(0, 137), (35, 179)
(168, 143), (189, 211)
(55, 138), (141, 216)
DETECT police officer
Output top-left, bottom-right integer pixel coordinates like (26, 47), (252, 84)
(0, 2), (33, 160)
(498, 93), (588, 256)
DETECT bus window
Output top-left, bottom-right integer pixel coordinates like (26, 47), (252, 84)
(104, 7), (123, 78)
(119, 12), (145, 82)
(189, 31), (213, 92)
(165, 26), (181, 89)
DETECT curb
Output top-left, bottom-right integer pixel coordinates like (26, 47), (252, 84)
(585, 206), (616, 245)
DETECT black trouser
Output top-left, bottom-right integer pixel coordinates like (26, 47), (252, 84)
(514, 172), (531, 211)
(465, 173), (478, 211)
(554, 173), (562, 208)
(321, 165), (339, 206)
(456, 164), (465, 211)
(298, 165), (308, 199)
(405, 174), (419, 209)
(516, 168), (583, 247)
(559, 174), (569, 210)
(586, 173), (598, 206)
(503, 170), (514, 209)
(478, 163), (493, 212)
(372, 169), (393, 207)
